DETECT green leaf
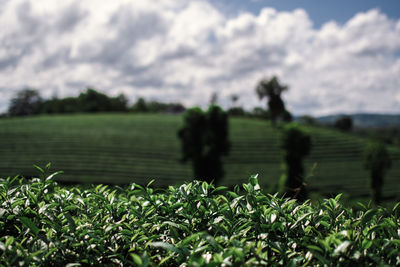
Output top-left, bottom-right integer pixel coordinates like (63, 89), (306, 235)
(46, 171), (63, 181)
(5, 236), (14, 247)
(19, 216), (40, 236)
(227, 191), (238, 199)
(147, 179), (155, 188)
(334, 193), (343, 202)
(148, 242), (181, 254)
(130, 253), (143, 266)
(64, 212), (76, 233)
(362, 239), (373, 250)
(211, 186), (228, 195)
(249, 174), (259, 186)
(361, 209), (377, 225)
(329, 198), (337, 209)
(180, 232), (203, 246)
(27, 190), (38, 204)
(307, 245), (324, 253)
(393, 202), (400, 212)
(290, 212), (313, 229)
(45, 162), (52, 170)
(33, 165), (45, 174)
(202, 182), (208, 195)
(334, 241), (351, 255)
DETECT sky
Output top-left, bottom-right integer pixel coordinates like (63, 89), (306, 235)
(0, 0), (399, 116)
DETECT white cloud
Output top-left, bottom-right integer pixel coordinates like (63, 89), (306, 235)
(0, 1), (399, 115)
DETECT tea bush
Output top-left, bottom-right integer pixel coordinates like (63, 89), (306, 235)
(1, 168), (400, 266)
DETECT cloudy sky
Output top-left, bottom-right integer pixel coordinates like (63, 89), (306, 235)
(0, 0), (399, 116)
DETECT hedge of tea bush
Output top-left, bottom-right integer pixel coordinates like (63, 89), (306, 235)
(1, 168), (400, 266)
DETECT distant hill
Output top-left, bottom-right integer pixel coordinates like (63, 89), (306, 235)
(316, 113), (400, 128)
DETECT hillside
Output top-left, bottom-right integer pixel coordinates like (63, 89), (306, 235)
(0, 113), (399, 200)
(316, 113), (400, 128)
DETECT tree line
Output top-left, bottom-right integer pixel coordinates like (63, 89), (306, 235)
(6, 88), (186, 117)
(5, 82), (293, 120)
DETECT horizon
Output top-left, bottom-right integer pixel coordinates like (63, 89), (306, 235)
(0, 0), (399, 116)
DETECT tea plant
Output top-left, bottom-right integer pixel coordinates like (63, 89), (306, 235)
(1, 168), (400, 266)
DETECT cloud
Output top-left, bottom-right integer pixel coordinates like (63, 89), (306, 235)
(0, 1), (399, 115)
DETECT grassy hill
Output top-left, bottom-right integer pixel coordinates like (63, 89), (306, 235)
(0, 113), (399, 201)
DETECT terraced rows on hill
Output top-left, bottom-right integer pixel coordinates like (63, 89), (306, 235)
(0, 113), (399, 200)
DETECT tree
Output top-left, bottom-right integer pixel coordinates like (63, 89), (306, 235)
(210, 92), (218, 105)
(8, 89), (43, 116)
(363, 142), (391, 205)
(178, 105), (230, 184)
(256, 76), (288, 125)
(279, 123), (312, 201)
(131, 98), (148, 112)
(78, 88), (113, 112)
(299, 115), (317, 126)
(334, 116), (353, 132)
(230, 94), (239, 107)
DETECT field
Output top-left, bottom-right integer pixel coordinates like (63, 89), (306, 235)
(0, 113), (399, 201)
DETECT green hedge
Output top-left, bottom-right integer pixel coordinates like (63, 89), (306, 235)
(1, 168), (400, 266)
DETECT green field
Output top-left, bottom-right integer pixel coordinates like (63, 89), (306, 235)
(0, 113), (399, 201)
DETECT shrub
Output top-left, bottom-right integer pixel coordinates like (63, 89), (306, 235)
(178, 106), (230, 184)
(1, 170), (400, 266)
(363, 141), (392, 204)
(279, 124), (312, 201)
(334, 116), (353, 132)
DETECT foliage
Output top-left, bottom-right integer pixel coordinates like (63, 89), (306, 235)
(131, 98), (185, 114)
(227, 107), (246, 117)
(256, 76), (288, 125)
(1, 170), (400, 266)
(363, 142), (392, 205)
(77, 88), (128, 112)
(280, 124), (312, 201)
(8, 89), (43, 116)
(131, 98), (148, 112)
(334, 116), (353, 132)
(31, 88), (128, 114)
(298, 115), (317, 126)
(281, 109), (293, 123)
(251, 107), (270, 119)
(8, 88), (188, 116)
(178, 106), (230, 184)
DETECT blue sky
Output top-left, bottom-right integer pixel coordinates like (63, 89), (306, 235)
(217, 0), (400, 27)
(0, 0), (399, 115)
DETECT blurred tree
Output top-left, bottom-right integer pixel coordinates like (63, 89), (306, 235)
(252, 107), (269, 119)
(131, 98), (148, 113)
(279, 123), (312, 201)
(210, 92), (218, 105)
(41, 97), (80, 114)
(78, 88), (112, 112)
(256, 76), (288, 125)
(299, 115), (317, 126)
(230, 94), (239, 107)
(110, 94), (129, 112)
(334, 116), (353, 132)
(282, 109), (293, 122)
(363, 142), (391, 205)
(227, 107), (246, 117)
(8, 88), (42, 116)
(178, 105), (230, 184)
